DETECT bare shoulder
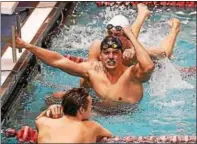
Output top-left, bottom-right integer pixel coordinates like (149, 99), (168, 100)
(83, 120), (112, 138)
(83, 120), (101, 128)
(35, 117), (49, 125)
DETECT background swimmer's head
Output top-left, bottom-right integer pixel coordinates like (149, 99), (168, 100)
(106, 15), (133, 50)
(106, 15), (129, 35)
(62, 88), (92, 120)
(107, 15), (130, 30)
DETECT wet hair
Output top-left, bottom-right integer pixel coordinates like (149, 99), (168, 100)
(101, 36), (123, 52)
(61, 88), (89, 116)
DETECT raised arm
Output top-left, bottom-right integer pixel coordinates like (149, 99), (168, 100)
(123, 27), (155, 82)
(130, 3), (150, 38)
(15, 37), (89, 78)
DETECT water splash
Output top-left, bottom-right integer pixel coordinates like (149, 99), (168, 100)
(49, 2), (195, 99)
(51, 25), (104, 51)
(149, 58), (194, 96)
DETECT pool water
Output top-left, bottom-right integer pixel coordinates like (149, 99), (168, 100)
(2, 2), (196, 143)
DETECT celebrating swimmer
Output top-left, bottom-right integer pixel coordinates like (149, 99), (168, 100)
(15, 24), (154, 104)
(14, 3), (180, 104)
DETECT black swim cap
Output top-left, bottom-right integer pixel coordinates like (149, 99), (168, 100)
(101, 36), (123, 52)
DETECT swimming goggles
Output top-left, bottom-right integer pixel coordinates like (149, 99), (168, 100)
(101, 36), (123, 51)
(102, 42), (119, 49)
(107, 24), (123, 31)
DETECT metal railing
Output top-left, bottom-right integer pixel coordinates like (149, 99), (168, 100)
(5, 5), (58, 63)
(11, 13), (22, 63)
(16, 13), (22, 53)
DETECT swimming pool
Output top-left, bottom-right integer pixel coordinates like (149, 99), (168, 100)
(1, 2), (196, 143)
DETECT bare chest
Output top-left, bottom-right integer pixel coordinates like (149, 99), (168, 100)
(88, 71), (142, 103)
(86, 62), (143, 103)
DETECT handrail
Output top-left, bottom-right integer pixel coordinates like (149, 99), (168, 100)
(11, 13), (22, 63)
(15, 12), (22, 53)
(11, 25), (17, 63)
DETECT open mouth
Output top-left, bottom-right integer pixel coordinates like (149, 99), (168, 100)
(107, 61), (116, 66)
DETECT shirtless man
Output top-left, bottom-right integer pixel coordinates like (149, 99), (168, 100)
(36, 88), (112, 143)
(64, 3), (151, 65)
(87, 3), (180, 61)
(87, 17), (180, 63)
(63, 4), (180, 87)
(47, 16), (182, 110)
(78, 17), (180, 87)
(15, 25), (154, 104)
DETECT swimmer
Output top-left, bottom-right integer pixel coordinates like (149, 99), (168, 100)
(62, 4), (181, 87)
(80, 16), (181, 87)
(86, 3), (152, 66)
(15, 26), (154, 104)
(36, 88), (112, 143)
(85, 4), (180, 63)
(63, 3), (151, 65)
(63, 15), (182, 83)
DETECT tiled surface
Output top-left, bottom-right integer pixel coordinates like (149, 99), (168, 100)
(1, 2), (57, 85)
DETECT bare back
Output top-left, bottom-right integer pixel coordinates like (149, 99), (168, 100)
(37, 117), (101, 143)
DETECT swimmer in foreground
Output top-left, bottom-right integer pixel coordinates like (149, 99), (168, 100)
(15, 26), (154, 104)
(36, 88), (112, 143)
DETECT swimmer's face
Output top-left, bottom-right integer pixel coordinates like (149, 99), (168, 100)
(82, 96), (92, 120)
(100, 48), (123, 70)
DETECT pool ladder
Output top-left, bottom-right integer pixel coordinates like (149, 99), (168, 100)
(11, 12), (22, 63)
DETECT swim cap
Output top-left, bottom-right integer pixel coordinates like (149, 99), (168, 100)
(101, 36), (123, 52)
(107, 15), (129, 28)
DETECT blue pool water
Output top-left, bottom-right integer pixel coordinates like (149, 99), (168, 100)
(2, 2), (196, 143)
